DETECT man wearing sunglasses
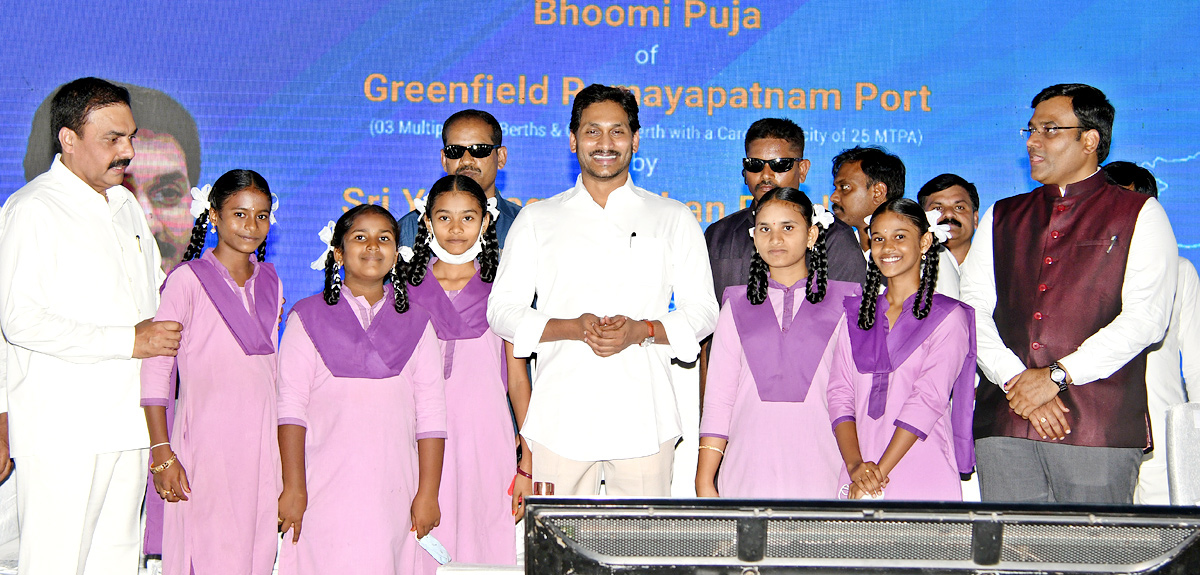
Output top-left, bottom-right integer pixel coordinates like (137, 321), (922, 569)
(704, 118), (866, 307)
(399, 109), (522, 248)
(961, 83), (1178, 504)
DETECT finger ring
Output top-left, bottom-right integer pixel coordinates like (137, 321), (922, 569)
(1039, 417), (1047, 423)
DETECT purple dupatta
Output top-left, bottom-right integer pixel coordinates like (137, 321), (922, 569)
(843, 292), (977, 474)
(182, 250), (279, 356)
(407, 262), (507, 384)
(725, 280), (859, 402)
(290, 289), (430, 379)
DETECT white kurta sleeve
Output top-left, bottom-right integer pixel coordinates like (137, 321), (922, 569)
(487, 208), (551, 358)
(1058, 199), (1177, 385)
(656, 208), (718, 362)
(958, 206), (1027, 387)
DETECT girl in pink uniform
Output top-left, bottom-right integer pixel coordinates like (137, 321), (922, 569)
(828, 198), (976, 501)
(277, 204), (446, 575)
(696, 187), (858, 499)
(405, 175), (532, 564)
(141, 169), (283, 575)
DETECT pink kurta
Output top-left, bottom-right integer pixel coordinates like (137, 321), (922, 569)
(826, 306), (970, 501)
(434, 289), (517, 564)
(140, 254), (282, 575)
(700, 286), (845, 498)
(276, 309), (446, 575)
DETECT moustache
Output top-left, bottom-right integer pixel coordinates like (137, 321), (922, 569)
(938, 217), (963, 228)
(455, 167), (480, 176)
(109, 158), (131, 169)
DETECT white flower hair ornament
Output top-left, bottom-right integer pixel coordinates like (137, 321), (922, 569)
(925, 210), (951, 244)
(269, 193), (280, 225)
(486, 196), (501, 220)
(398, 245), (415, 264)
(189, 184), (212, 221)
(413, 196), (428, 216)
(863, 214), (873, 228)
(811, 204), (836, 229)
(748, 226), (756, 239)
(310, 220), (337, 270)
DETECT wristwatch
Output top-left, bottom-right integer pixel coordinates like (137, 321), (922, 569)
(1048, 361), (1069, 393)
(640, 320), (656, 347)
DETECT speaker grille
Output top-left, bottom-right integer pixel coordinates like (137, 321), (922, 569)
(545, 517), (738, 557)
(765, 519), (974, 561)
(1000, 523), (1193, 565)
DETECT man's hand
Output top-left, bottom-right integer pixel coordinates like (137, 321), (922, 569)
(133, 319), (182, 359)
(584, 315), (646, 357)
(1005, 368), (1060, 418)
(0, 413), (12, 483)
(1027, 396), (1071, 441)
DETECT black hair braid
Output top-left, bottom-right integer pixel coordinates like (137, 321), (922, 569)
(391, 259), (410, 314)
(805, 224), (830, 304)
(255, 239), (266, 262)
(913, 243), (941, 320)
(857, 261), (884, 330)
(322, 251), (341, 305)
(181, 211), (209, 262)
(746, 251), (770, 305)
(478, 219), (500, 283)
(406, 218), (434, 286)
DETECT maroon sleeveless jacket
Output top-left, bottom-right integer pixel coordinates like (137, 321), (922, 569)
(974, 171), (1152, 448)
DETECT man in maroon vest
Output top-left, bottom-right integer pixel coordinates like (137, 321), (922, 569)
(959, 84), (1178, 504)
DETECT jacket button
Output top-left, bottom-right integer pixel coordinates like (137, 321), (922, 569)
(1051, 231), (1061, 239)
(1038, 284), (1049, 292)
(1056, 205), (1068, 212)
(1044, 256), (1054, 265)
(1032, 342), (1042, 350)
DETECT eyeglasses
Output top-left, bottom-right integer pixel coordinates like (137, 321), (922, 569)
(1020, 126), (1084, 139)
(443, 143), (498, 159)
(742, 157), (802, 173)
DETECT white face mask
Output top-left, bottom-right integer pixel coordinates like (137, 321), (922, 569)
(427, 227), (483, 265)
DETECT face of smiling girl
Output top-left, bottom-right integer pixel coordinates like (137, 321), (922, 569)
(868, 210), (932, 282)
(335, 211), (399, 287)
(753, 199), (817, 285)
(425, 190), (489, 256)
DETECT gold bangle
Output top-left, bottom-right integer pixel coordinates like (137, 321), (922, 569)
(150, 454), (176, 475)
(698, 444), (725, 456)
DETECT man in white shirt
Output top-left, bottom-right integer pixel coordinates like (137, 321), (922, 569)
(1104, 161), (1200, 504)
(487, 84), (718, 496)
(960, 83), (1177, 504)
(830, 146), (960, 296)
(0, 77), (182, 573)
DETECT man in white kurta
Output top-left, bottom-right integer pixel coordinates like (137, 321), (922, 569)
(488, 84), (718, 496)
(0, 77), (181, 574)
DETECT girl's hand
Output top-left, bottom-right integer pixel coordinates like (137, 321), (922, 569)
(695, 481), (720, 498)
(152, 454), (191, 503)
(512, 472), (533, 523)
(410, 490), (441, 538)
(848, 460), (885, 497)
(278, 487), (307, 544)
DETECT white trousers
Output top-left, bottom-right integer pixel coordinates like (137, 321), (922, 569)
(16, 449), (147, 575)
(528, 439), (675, 497)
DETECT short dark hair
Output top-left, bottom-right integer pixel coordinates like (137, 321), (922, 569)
(832, 146), (905, 200)
(569, 84), (640, 134)
(744, 118), (805, 158)
(917, 173), (979, 211)
(27, 81), (201, 187)
(50, 77), (131, 155)
(442, 109), (503, 147)
(1031, 83), (1115, 163)
(1104, 161), (1157, 198)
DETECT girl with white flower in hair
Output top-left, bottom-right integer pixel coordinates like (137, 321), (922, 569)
(404, 174), (532, 565)
(827, 197), (977, 501)
(140, 169), (284, 574)
(697, 187), (861, 499)
(276, 204), (447, 575)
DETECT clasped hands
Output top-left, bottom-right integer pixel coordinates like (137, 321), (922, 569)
(847, 460), (887, 499)
(577, 313), (649, 357)
(1004, 367), (1072, 441)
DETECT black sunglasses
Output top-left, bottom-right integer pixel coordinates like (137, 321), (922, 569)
(742, 157), (802, 173)
(443, 143), (498, 159)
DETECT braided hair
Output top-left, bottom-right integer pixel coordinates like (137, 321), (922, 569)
(405, 174), (500, 286)
(856, 198), (942, 330)
(746, 187), (829, 305)
(182, 169), (272, 262)
(321, 204), (409, 314)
